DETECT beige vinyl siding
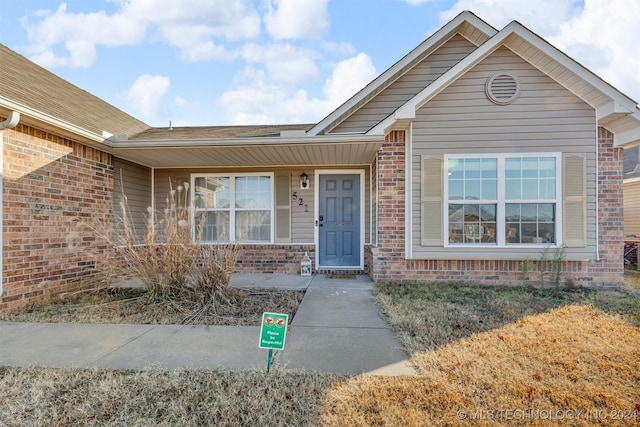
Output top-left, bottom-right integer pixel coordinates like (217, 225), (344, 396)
(624, 181), (640, 240)
(291, 171), (314, 243)
(113, 157), (151, 242)
(411, 47), (597, 261)
(331, 34), (476, 134)
(153, 167), (370, 244)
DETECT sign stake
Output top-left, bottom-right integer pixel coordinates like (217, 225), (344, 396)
(267, 348), (273, 373)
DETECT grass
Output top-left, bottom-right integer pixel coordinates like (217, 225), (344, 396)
(321, 278), (640, 426)
(0, 286), (304, 326)
(2, 272), (639, 425)
(624, 266), (640, 290)
(0, 367), (342, 426)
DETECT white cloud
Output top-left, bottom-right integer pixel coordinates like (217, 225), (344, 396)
(220, 53), (376, 124)
(124, 0), (259, 62)
(65, 39), (97, 68)
(21, 0), (260, 67)
(439, 0), (640, 101)
(241, 43), (320, 83)
(321, 41), (356, 56)
(123, 0), (261, 41)
(175, 96), (188, 107)
(548, 0), (640, 101)
(123, 74), (170, 119)
(264, 0), (330, 40)
(23, 3), (144, 68)
(323, 53), (377, 106)
(440, 0), (582, 35)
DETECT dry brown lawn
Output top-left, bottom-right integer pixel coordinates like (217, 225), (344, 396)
(625, 267), (640, 290)
(2, 274), (639, 425)
(322, 280), (640, 426)
(322, 305), (639, 426)
(1, 287), (304, 326)
(0, 367), (341, 426)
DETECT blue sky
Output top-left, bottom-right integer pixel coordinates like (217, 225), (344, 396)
(1, 0), (638, 127)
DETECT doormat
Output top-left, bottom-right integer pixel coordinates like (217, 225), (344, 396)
(325, 274), (357, 280)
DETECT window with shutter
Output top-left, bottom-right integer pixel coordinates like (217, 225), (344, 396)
(421, 153), (563, 247)
(562, 154), (586, 247)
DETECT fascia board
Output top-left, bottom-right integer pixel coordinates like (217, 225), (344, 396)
(113, 133), (384, 149)
(614, 119), (640, 147)
(596, 101), (635, 121)
(0, 96), (111, 147)
(307, 11), (497, 136)
(624, 176), (640, 184)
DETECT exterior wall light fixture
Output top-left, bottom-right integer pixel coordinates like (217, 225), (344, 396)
(300, 172), (309, 189)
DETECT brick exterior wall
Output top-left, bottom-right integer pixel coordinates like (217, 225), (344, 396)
(1, 123), (113, 311)
(587, 127), (625, 285)
(369, 128), (625, 288)
(234, 245), (315, 274)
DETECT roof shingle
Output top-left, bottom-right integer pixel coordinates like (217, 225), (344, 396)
(0, 43), (150, 137)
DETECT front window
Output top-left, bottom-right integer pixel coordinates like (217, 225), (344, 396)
(445, 154), (560, 246)
(193, 174), (273, 243)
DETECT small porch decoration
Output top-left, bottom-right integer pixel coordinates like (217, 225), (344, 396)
(301, 252), (312, 276)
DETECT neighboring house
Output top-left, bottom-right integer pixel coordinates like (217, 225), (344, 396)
(624, 146), (640, 241)
(3, 11), (640, 311)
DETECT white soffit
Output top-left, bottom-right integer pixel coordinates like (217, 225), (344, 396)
(112, 135), (384, 168)
(610, 110), (640, 147)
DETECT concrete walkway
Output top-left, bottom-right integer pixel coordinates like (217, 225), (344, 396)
(0, 275), (415, 376)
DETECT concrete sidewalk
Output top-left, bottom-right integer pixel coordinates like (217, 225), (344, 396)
(0, 275), (415, 376)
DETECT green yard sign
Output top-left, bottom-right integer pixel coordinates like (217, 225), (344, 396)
(259, 312), (288, 350)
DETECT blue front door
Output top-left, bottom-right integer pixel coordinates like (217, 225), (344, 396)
(318, 174), (361, 267)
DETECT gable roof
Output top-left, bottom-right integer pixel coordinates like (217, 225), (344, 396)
(365, 15), (640, 147)
(0, 43), (149, 145)
(308, 11), (497, 136)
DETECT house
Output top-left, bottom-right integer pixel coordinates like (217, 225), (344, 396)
(624, 146), (640, 240)
(623, 146), (640, 267)
(2, 11), (640, 311)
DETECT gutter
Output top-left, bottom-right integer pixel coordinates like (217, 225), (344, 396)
(113, 133), (384, 149)
(0, 96), (111, 147)
(0, 111), (20, 297)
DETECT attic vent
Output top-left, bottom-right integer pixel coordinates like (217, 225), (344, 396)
(485, 73), (520, 105)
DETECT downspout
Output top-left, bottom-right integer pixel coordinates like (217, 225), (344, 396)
(595, 125), (600, 261)
(151, 167), (155, 228)
(0, 111), (20, 297)
(405, 122), (413, 258)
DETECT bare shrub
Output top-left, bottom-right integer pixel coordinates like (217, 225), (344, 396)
(101, 181), (239, 303)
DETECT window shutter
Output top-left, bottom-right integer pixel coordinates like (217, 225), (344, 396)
(275, 173), (291, 242)
(562, 153), (586, 247)
(421, 155), (443, 246)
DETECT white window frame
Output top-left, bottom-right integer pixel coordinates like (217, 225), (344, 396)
(443, 153), (562, 247)
(191, 172), (275, 243)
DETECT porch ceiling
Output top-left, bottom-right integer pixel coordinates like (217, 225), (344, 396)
(111, 136), (384, 168)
